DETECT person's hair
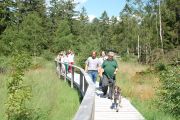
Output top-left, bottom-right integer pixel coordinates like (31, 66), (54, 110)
(100, 51), (106, 56)
(92, 51), (97, 55)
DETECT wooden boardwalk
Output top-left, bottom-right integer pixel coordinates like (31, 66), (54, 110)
(67, 73), (145, 120)
(94, 83), (144, 120)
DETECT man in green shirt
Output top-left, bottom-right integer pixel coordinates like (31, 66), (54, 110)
(101, 51), (118, 99)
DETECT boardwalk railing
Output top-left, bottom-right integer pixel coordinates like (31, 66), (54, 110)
(55, 60), (95, 120)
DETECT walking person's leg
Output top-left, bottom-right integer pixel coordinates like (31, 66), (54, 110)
(68, 62), (73, 73)
(109, 76), (116, 99)
(102, 75), (108, 96)
(88, 71), (93, 82)
(65, 63), (69, 73)
(99, 77), (102, 87)
(108, 82), (115, 99)
(92, 71), (98, 83)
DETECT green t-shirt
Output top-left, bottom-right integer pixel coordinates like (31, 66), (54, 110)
(102, 59), (118, 79)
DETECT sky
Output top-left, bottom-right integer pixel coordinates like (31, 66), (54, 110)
(46, 0), (127, 21)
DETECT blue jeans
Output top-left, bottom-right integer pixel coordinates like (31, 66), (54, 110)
(88, 70), (98, 83)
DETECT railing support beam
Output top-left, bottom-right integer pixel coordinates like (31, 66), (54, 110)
(71, 66), (74, 88)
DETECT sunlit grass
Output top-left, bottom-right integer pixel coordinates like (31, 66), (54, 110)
(116, 61), (177, 120)
(0, 74), (8, 120)
(0, 58), (80, 120)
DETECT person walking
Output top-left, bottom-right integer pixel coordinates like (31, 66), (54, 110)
(98, 51), (107, 87)
(68, 50), (75, 73)
(64, 52), (69, 74)
(85, 51), (100, 83)
(101, 51), (118, 99)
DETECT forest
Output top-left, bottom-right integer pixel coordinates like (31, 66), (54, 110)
(0, 0), (179, 120)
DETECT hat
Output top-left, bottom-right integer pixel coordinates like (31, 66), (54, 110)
(108, 52), (114, 57)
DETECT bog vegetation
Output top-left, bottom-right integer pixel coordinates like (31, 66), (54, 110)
(0, 0), (179, 120)
(0, 57), (80, 120)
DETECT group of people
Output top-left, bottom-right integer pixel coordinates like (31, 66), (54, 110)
(85, 51), (118, 99)
(55, 50), (118, 99)
(55, 50), (75, 73)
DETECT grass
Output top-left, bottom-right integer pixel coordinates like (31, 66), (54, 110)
(0, 57), (80, 120)
(0, 73), (8, 120)
(116, 61), (178, 120)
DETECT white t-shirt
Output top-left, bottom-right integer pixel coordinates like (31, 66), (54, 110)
(63, 55), (69, 63)
(68, 54), (74, 63)
(85, 57), (99, 71)
(99, 56), (107, 66)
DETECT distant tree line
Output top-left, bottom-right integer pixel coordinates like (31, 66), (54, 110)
(0, 0), (179, 64)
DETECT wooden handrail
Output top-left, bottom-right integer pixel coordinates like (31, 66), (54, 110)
(55, 60), (95, 120)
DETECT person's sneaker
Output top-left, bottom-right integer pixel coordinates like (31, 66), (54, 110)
(108, 97), (113, 100)
(102, 93), (107, 98)
(99, 86), (102, 90)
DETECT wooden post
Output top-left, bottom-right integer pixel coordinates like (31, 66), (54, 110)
(71, 66), (74, 88)
(58, 62), (61, 78)
(64, 64), (67, 82)
(80, 71), (83, 92)
(84, 79), (88, 94)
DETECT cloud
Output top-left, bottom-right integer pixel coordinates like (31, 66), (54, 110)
(88, 15), (96, 22)
(74, 0), (88, 4)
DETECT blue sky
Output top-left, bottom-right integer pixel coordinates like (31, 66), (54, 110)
(46, 0), (126, 21)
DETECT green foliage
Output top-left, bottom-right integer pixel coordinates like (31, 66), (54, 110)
(76, 35), (100, 67)
(0, 0), (15, 34)
(0, 25), (17, 55)
(18, 12), (46, 56)
(0, 0), (179, 118)
(155, 62), (166, 71)
(6, 52), (32, 120)
(1, 58), (79, 120)
(52, 20), (74, 53)
(1, 12), (46, 56)
(158, 66), (180, 117)
(41, 50), (54, 61)
(0, 56), (11, 73)
(121, 54), (138, 62)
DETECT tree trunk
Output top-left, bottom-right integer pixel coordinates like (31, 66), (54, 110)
(138, 35), (140, 60)
(159, 0), (164, 53)
(127, 47), (129, 55)
(145, 44), (148, 64)
(156, 14), (159, 47)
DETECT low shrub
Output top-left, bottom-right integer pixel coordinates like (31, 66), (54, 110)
(155, 62), (167, 71)
(41, 50), (54, 61)
(158, 66), (180, 117)
(0, 56), (10, 73)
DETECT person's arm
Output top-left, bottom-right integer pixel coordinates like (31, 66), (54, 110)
(114, 68), (118, 75)
(99, 61), (105, 77)
(99, 68), (104, 77)
(97, 59), (101, 73)
(85, 64), (88, 72)
(114, 61), (118, 75)
(85, 58), (89, 72)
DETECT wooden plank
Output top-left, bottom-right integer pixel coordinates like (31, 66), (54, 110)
(94, 82), (145, 120)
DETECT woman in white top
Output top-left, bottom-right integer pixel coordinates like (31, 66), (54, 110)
(68, 50), (75, 73)
(98, 51), (107, 87)
(64, 52), (69, 73)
